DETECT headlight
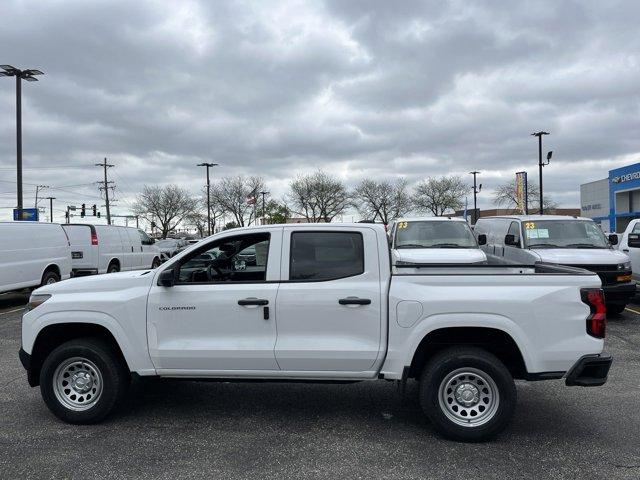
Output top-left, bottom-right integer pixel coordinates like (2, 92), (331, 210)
(619, 262), (632, 270)
(25, 294), (51, 312)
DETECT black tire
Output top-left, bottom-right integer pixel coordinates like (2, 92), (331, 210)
(39, 338), (130, 424)
(606, 303), (626, 315)
(40, 270), (60, 287)
(419, 346), (516, 442)
(151, 257), (161, 269)
(107, 262), (120, 274)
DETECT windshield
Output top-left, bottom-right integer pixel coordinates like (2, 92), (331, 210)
(523, 220), (609, 249)
(394, 220), (477, 248)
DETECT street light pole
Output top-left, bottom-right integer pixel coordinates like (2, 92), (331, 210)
(469, 171), (481, 224)
(46, 197), (55, 222)
(35, 184), (48, 208)
(1, 65), (43, 220)
(532, 131), (550, 215)
(197, 162), (218, 236)
(259, 191), (269, 225)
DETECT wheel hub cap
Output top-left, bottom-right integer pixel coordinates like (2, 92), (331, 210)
(53, 357), (103, 412)
(438, 368), (500, 428)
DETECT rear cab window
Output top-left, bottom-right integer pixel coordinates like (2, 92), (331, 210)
(289, 231), (364, 281)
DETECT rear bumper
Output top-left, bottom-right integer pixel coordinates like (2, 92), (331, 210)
(602, 282), (636, 305)
(19, 348), (38, 387)
(565, 353), (612, 387)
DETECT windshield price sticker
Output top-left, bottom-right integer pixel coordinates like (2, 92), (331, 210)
(526, 228), (549, 239)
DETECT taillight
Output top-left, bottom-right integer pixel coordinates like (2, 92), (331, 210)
(580, 288), (606, 338)
(91, 232), (98, 245)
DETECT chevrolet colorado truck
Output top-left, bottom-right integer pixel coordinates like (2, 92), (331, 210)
(19, 223), (612, 441)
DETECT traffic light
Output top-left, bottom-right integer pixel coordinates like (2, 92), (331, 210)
(92, 204), (97, 216)
(81, 203), (86, 217)
(97, 212), (101, 218)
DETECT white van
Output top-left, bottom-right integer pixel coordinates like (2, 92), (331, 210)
(474, 215), (635, 313)
(615, 219), (640, 283)
(62, 224), (161, 275)
(0, 222), (72, 293)
(388, 217), (487, 265)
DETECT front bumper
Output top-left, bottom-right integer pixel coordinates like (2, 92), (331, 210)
(602, 282), (636, 305)
(19, 348), (38, 387)
(565, 353), (612, 387)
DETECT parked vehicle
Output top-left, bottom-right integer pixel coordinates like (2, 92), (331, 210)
(20, 223), (611, 441)
(615, 219), (640, 284)
(388, 217), (487, 265)
(155, 238), (187, 262)
(474, 215), (634, 314)
(0, 221), (71, 293)
(62, 224), (161, 275)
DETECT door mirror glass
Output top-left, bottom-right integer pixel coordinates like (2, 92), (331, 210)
(504, 234), (519, 247)
(477, 234), (487, 246)
(608, 233), (619, 246)
(628, 234), (640, 248)
(158, 268), (176, 287)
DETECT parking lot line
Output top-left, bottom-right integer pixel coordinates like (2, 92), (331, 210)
(624, 306), (640, 316)
(0, 307), (23, 316)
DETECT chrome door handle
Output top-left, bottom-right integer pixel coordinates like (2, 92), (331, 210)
(338, 297), (371, 305)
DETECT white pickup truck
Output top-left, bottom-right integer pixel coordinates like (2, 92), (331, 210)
(19, 223), (612, 441)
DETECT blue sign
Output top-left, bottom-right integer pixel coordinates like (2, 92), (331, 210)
(13, 208), (39, 221)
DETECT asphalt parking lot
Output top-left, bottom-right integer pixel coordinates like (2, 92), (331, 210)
(1, 292), (639, 480)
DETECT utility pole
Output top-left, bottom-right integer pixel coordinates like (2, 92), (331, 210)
(260, 191), (269, 225)
(46, 196), (55, 222)
(531, 131), (551, 215)
(1, 65), (43, 219)
(95, 158), (114, 225)
(469, 172), (481, 224)
(197, 162), (218, 236)
(35, 184), (48, 208)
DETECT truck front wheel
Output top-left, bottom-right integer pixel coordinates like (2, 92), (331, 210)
(419, 346), (516, 442)
(39, 338), (129, 424)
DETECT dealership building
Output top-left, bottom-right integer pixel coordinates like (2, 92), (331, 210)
(580, 162), (640, 232)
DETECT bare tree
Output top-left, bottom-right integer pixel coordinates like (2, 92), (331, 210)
(133, 185), (195, 238)
(353, 178), (412, 224)
(493, 180), (557, 213)
(209, 175), (265, 227)
(413, 175), (468, 216)
(288, 170), (350, 222)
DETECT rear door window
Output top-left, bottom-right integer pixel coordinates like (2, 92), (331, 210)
(289, 232), (364, 281)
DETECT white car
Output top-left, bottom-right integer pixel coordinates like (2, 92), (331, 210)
(388, 217), (487, 265)
(474, 215), (634, 314)
(62, 224), (161, 275)
(0, 221), (72, 293)
(20, 223), (611, 441)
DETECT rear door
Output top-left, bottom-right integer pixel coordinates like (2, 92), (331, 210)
(125, 228), (143, 269)
(62, 225), (96, 272)
(275, 227), (383, 372)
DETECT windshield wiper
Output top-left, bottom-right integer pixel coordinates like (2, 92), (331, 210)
(527, 243), (561, 248)
(429, 243), (465, 248)
(565, 243), (605, 249)
(396, 244), (426, 249)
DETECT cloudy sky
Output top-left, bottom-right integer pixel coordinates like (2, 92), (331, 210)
(1, 0), (639, 222)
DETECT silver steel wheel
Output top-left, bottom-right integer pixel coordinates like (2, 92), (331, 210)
(46, 276), (57, 285)
(53, 357), (103, 411)
(438, 367), (499, 428)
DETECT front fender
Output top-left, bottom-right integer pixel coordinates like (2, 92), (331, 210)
(23, 310), (156, 375)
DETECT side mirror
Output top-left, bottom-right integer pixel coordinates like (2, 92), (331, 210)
(158, 268), (176, 287)
(477, 234), (487, 246)
(504, 234), (520, 247)
(608, 234), (619, 246)
(628, 234), (640, 248)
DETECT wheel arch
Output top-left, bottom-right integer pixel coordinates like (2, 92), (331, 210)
(41, 263), (61, 280)
(408, 326), (528, 380)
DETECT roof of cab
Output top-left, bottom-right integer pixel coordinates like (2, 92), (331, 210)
(478, 214), (591, 222)
(392, 217), (468, 223)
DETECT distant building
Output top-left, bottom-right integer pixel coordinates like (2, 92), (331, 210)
(453, 207), (581, 222)
(580, 162), (640, 233)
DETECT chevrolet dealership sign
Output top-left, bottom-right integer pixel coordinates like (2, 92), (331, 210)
(611, 171), (640, 184)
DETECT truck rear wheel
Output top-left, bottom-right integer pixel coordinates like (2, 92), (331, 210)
(39, 338), (129, 424)
(419, 346), (516, 442)
(606, 303), (626, 316)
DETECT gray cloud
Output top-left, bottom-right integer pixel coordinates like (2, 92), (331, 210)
(0, 0), (639, 221)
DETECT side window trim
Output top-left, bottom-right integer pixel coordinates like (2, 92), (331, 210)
(287, 230), (365, 283)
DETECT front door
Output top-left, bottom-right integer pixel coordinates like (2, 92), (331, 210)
(275, 228), (383, 372)
(147, 229), (282, 373)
